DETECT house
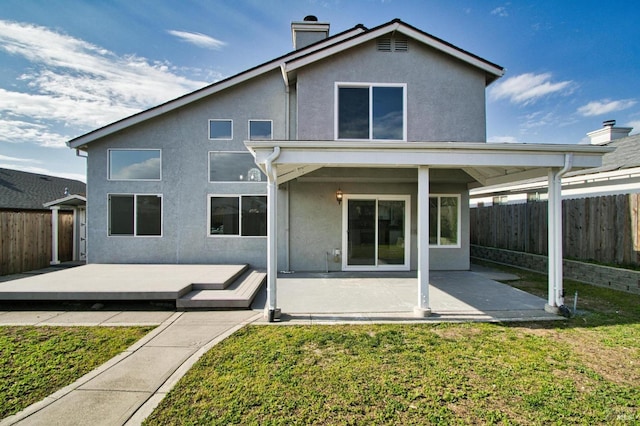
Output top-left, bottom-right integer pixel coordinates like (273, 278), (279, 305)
(67, 17), (611, 319)
(470, 120), (639, 205)
(0, 168), (86, 273)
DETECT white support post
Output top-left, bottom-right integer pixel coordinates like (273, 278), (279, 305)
(415, 166), (431, 317)
(546, 167), (565, 313)
(50, 206), (60, 265)
(264, 147), (281, 322)
(72, 208), (78, 261)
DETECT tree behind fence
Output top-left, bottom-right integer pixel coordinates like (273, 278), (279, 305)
(470, 193), (640, 267)
(0, 210), (74, 275)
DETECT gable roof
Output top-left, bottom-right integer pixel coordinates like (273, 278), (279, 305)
(0, 168), (86, 211)
(68, 19), (503, 151)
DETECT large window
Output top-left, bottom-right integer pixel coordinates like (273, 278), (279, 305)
(248, 120), (273, 140)
(336, 83), (406, 140)
(108, 149), (161, 180)
(108, 194), (162, 236)
(209, 151), (265, 182)
(209, 119), (233, 140)
(429, 195), (460, 247)
(209, 195), (267, 237)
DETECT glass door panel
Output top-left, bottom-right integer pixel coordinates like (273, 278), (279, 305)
(347, 199), (376, 266)
(377, 200), (405, 265)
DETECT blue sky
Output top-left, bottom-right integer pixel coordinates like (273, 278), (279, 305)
(1, 0), (638, 182)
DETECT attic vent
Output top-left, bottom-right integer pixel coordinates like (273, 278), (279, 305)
(394, 38), (408, 52)
(377, 38), (392, 52)
(376, 37), (408, 52)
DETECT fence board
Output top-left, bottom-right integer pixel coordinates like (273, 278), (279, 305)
(471, 194), (640, 268)
(0, 210), (74, 275)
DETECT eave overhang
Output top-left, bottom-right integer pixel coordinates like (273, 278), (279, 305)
(244, 141), (613, 187)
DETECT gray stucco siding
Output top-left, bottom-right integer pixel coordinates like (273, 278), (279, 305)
(295, 38), (488, 142)
(85, 71), (285, 266)
(283, 168), (470, 272)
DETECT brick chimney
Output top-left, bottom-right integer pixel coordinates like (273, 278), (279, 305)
(587, 120), (633, 145)
(291, 15), (329, 50)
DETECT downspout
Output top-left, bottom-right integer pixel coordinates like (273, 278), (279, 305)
(265, 147), (281, 322)
(549, 153), (573, 311)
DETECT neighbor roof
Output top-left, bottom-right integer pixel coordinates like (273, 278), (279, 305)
(569, 132), (640, 176)
(68, 18), (504, 151)
(0, 168), (86, 210)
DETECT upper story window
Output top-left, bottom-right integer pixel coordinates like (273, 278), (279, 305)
(209, 151), (265, 182)
(209, 119), (233, 140)
(249, 120), (273, 140)
(336, 83), (406, 141)
(108, 149), (161, 181)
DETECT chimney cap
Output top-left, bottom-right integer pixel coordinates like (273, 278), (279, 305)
(304, 15), (318, 22)
(603, 119), (616, 127)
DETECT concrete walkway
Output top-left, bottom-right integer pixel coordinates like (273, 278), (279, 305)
(1, 310), (261, 426)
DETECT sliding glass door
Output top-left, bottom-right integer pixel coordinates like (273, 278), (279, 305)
(343, 195), (410, 271)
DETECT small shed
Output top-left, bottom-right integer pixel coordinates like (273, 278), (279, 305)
(44, 194), (87, 265)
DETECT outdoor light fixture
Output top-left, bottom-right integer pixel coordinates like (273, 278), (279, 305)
(336, 188), (343, 205)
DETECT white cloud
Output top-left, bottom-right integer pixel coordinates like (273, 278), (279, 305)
(577, 99), (637, 117)
(0, 20), (214, 147)
(168, 30), (227, 50)
(489, 73), (574, 105)
(0, 154), (41, 163)
(0, 164), (85, 182)
(488, 136), (519, 143)
(491, 7), (508, 17)
(627, 120), (640, 134)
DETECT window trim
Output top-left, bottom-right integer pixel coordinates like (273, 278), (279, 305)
(208, 151), (266, 183)
(429, 193), (461, 248)
(334, 82), (407, 141)
(107, 193), (163, 237)
(208, 119), (233, 140)
(248, 119), (273, 140)
(207, 194), (267, 238)
(107, 149), (162, 181)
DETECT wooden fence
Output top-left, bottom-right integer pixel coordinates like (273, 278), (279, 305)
(470, 193), (640, 267)
(0, 210), (74, 275)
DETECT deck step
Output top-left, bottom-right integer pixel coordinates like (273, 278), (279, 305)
(191, 264), (249, 290)
(177, 270), (265, 310)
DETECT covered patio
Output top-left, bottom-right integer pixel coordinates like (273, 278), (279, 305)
(246, 140), (612, 321)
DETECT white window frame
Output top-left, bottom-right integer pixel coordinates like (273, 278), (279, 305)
(341, 194), (411, 271)
(107, 193), (163, 237)
(429, 194), (461, 248)
(208, 119), (233, 140)
(334, 82), (407, 141)
(208, 151), (266, 183)
(248, 119), (273, 140)
(207, 194), (267, 238)
(107, 149), (162, 181)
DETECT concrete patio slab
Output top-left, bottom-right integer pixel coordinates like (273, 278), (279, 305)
(101, 311), (175, 326)
(36, 311), (121, 326)
(0, 264), (248, 301)
(0, 311), (64, 325)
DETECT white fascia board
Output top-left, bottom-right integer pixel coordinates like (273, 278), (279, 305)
(248, 143), (610, 170)
(68, 28), (365, 150)
(43, 194), (87, 208)
(284, 22), (504, 81)
(398, 26), (504, 79)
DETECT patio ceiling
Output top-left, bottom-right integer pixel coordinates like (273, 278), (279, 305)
(246, 141), (614, 188)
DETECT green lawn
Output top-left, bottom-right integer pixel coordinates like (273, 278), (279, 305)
(0, 326), (153, 419)
(145, 267), (640, 425)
